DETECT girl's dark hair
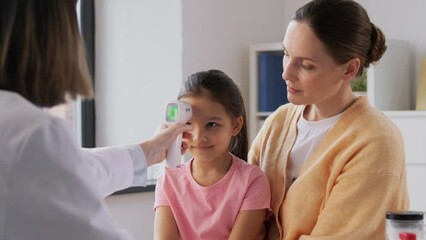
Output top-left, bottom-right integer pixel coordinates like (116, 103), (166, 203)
(0, 0), (93, 107)
(178, 69), (248, 161)
(293, 0), (387, 75)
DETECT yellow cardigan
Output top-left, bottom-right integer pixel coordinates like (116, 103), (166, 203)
(249, 97), (409, 240)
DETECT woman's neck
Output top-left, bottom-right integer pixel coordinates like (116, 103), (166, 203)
(304, 94), (359, 121)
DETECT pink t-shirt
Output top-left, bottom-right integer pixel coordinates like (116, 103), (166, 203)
(154, 155), (271, 240)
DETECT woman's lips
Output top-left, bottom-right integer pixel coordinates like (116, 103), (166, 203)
(287, 86), (300, 93)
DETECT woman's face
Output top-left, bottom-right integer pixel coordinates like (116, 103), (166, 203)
(282, 20), (349, 106)
(180, 95), (242, 164)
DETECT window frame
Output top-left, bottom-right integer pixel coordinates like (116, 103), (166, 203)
(79, 0), (154, 194)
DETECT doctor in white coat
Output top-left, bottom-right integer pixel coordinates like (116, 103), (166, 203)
(0, 0), (191, 239)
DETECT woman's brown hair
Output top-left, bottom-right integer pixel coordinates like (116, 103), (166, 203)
(0, 0), (93, 107)
(293, 0), (387, 76)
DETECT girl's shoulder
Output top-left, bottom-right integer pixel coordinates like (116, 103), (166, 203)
(163, 162), (187, 177)
(156, 164), (188, 191)
(232, 156), (267, 179)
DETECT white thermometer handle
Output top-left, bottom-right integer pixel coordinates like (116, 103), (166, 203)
(166, 133), (182, 168)
(164, 101), (192, 168)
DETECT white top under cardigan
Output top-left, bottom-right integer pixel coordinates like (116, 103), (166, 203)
(286, 111), (342, 190)
(0, 90), (147, 240)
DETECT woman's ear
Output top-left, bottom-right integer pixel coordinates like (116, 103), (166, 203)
(343, 58), (361, 81)
(232, 116), (244, 136)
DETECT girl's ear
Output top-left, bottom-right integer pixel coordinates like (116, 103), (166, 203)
(342, 57), (361, 81)
(232, 116), (244, 136)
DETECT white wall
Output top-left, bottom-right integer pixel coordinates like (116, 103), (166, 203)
(182, 0), (286, 109)
(95, 1), (182, 239)
(95, 0), (183, 147)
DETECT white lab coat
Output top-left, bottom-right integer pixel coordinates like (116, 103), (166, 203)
(0, 90), (146, 240)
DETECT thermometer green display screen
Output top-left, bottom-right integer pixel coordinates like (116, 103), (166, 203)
(166, 104), (178, 122)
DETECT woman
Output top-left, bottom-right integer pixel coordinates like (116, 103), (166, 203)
(0, 1), (190, 239)
(248, 0), (409, 239)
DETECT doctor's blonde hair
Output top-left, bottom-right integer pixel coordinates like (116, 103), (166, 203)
(0, 0), (93, 107)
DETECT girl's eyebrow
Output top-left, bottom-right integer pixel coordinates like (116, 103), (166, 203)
(196, 116), (224, 122)
(207, 117), (224, 121)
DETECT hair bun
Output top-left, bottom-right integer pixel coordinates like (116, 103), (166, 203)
(366, 23), (387, 67)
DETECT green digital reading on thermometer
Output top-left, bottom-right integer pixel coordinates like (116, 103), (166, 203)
(166, 105), (178, 122)
(165, 101), (192, 168)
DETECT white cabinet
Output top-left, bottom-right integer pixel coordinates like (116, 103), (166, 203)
(385, 111), (426, 212)
(249, 42), (426, 212)
(406, 165), (426, 212)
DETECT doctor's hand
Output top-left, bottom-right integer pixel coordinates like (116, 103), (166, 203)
(140, 123), (192, 167)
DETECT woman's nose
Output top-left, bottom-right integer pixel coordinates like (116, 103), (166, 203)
(282, 58), (294, 82)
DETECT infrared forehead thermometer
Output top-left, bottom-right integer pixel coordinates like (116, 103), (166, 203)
(165, 101), (192, 168)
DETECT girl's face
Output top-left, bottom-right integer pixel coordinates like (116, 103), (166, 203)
(282, 20), (351, 107)
(180, 95), (243, 164)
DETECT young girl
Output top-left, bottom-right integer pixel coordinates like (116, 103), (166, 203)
(154, 70), (271, 240)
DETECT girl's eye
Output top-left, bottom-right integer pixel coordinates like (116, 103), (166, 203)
(185, 122), (191, 125)
(207, 122), (218, 128)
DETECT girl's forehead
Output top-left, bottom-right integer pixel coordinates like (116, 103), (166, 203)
(180, 95), (227, 117)
(180, 94), (218, 105)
